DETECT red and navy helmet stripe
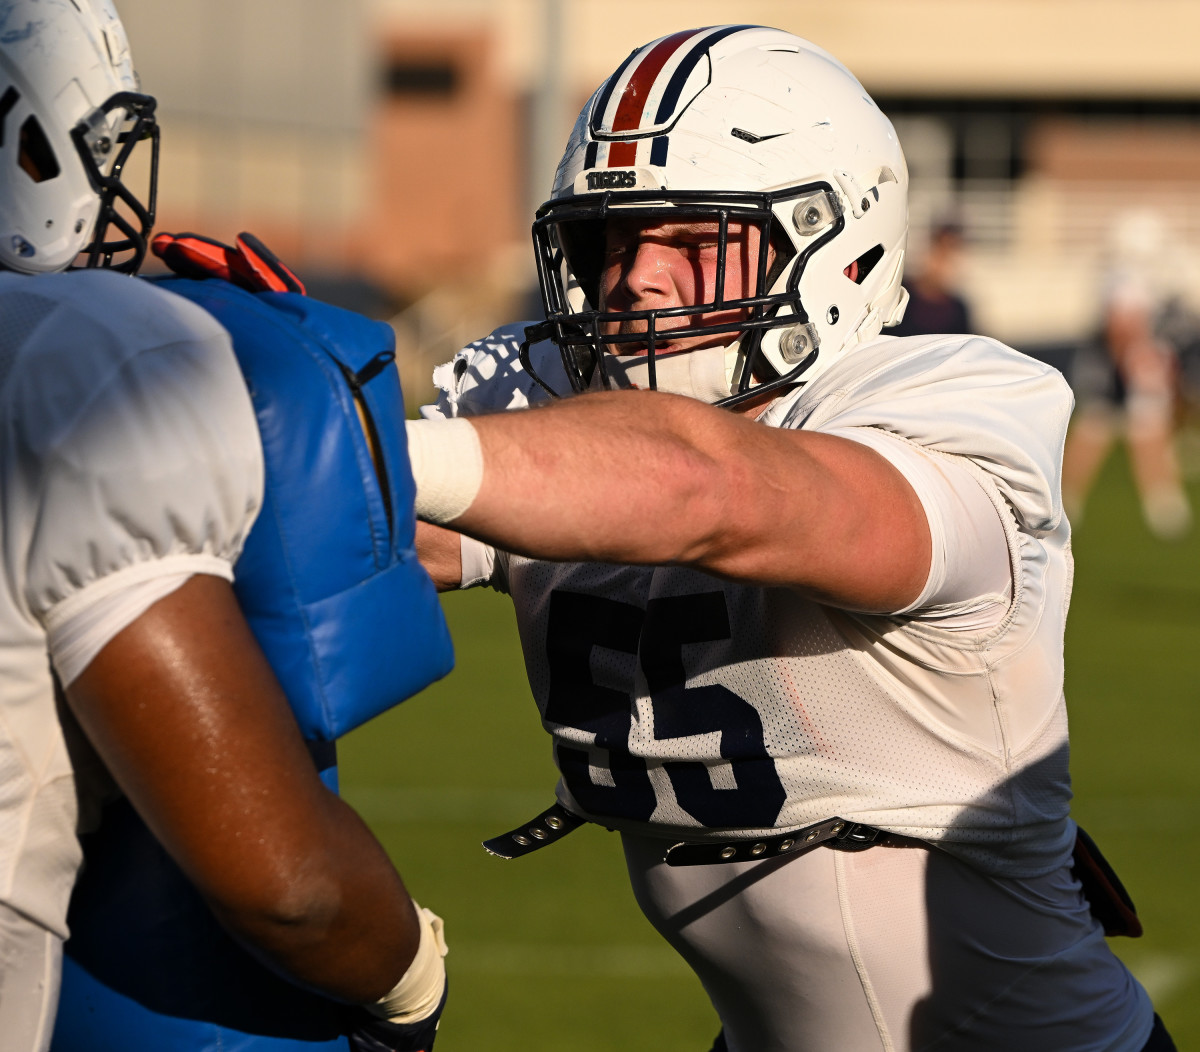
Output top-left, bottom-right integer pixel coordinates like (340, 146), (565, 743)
(607, 141), (637, 167)
(607, 28), (698, 135)
(580, 24), (762, 173)
(589, 24), (761, 142)
(652, 24), (756, 125)
(590, 45), (645, 134)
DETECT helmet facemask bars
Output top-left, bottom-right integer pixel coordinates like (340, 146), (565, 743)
(526, 183), (844, 408)
(71, 91), (159, 273)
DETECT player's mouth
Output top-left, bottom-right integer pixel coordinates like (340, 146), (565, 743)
(601, 319), (712, 356)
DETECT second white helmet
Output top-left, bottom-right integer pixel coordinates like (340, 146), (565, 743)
(0, 0), (158, 274)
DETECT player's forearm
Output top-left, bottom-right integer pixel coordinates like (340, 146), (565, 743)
(65, 576), (423, 1005)
(413, 391), (735, 567)
(209, 793), (420, 1004)
(407, 391), (929, 609)
(463, 396), (820, 580)
(416, 520), (465, 590)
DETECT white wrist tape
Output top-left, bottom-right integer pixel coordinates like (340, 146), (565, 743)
(405, 418), (484, 525)
(367, 904), (449, 1023)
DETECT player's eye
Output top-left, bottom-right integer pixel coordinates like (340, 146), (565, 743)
(603, 231), (637, 258)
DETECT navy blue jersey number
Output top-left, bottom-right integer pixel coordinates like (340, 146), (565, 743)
(544, 589), (786, 828)
(543, 591), (656, 820)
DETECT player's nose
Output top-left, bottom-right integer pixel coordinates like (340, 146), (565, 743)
(619, 239), (677, 304)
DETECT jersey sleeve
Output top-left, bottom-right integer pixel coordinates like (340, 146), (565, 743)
(10, 278), (264, 681)
(828, 427), (1012, 628)
(775, 334), (1074, 538)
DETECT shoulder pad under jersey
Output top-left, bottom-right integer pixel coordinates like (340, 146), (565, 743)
(427, 321), (563, 419)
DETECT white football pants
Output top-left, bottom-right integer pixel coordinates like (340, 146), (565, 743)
(622, 834), (1155, 1052)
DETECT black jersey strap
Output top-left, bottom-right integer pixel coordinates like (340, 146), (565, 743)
(1071, 824), (1143, 938)
(482, 803), (587, 859)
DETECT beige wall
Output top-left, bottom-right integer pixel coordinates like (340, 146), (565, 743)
(117, 0), (370, 264)
(374, 0), (1200, 97)
(363, 29), (522, 293)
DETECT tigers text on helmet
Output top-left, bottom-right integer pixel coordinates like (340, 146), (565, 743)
(527, 25), (909, 407)
(0, 0), (158, 274)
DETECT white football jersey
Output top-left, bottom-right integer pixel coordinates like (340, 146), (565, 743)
(429, 326), (1077, 878)
(0, 269), (263, 938)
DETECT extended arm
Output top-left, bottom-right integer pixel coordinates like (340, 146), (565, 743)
(415, 521), (465, 592)
(411, 390), (931, 612)
(66, 574), (419, 1004)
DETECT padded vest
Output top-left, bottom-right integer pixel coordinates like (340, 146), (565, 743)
(53, 279), (453, 1052)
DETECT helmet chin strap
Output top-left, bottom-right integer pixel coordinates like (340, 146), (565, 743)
(598, 344), (740, 403)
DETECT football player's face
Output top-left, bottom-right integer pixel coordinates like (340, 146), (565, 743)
(597, 217), (769, 354)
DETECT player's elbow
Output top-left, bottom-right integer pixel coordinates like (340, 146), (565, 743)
(660, 445), (747, 565)
(206, 863), (344, 955)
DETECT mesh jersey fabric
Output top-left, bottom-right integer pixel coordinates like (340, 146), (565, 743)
(428, 326), (1076, 878)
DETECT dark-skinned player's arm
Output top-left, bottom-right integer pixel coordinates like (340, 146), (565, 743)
(407, 389), (931, 613)
(65, 573), (422, 1006)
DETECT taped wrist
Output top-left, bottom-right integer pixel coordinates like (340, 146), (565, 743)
(405, 419), (483, 525)
(366, 904), (449, 1024)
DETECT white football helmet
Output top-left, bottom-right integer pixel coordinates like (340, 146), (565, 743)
(527, 25), (909, 406)
(0, 0), (158, 274)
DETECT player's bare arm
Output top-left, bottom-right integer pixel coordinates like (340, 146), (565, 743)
(415, 521), (465, 592)
(65, 574), (419, 1004)
(413, 390), (931, 612)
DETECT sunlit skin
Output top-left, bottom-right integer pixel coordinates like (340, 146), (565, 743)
(416, 217), (931, 611)
(598, 217), (771, 355)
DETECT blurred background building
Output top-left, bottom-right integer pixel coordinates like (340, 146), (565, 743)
(115, 0), (1200, 412)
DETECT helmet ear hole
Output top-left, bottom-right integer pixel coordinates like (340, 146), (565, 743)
(844, 244), (884, 285)
(18, 116), (60, 183)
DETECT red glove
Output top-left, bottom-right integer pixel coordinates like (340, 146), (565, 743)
(151, 231), (306, 295)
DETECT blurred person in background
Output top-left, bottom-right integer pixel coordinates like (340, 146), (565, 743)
(886, 220), (975, 337)
(0, 2), (449, 1050)
(1062, 209), (1193, 539)
(408, 25), (1175, 1052)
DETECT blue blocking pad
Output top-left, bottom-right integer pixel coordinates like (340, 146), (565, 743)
(161, 278), (454, 740)
(52, 279), (454, 1050)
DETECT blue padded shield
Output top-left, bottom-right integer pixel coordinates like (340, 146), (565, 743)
(52, 280), (453, 1051)
(159, 277), (453, 739)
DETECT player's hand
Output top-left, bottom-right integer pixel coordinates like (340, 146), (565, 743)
(348, 983), (448, 1052)
(151, 230), (306, 294)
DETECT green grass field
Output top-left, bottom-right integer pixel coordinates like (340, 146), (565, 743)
(340, 443), (1200, 1051)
